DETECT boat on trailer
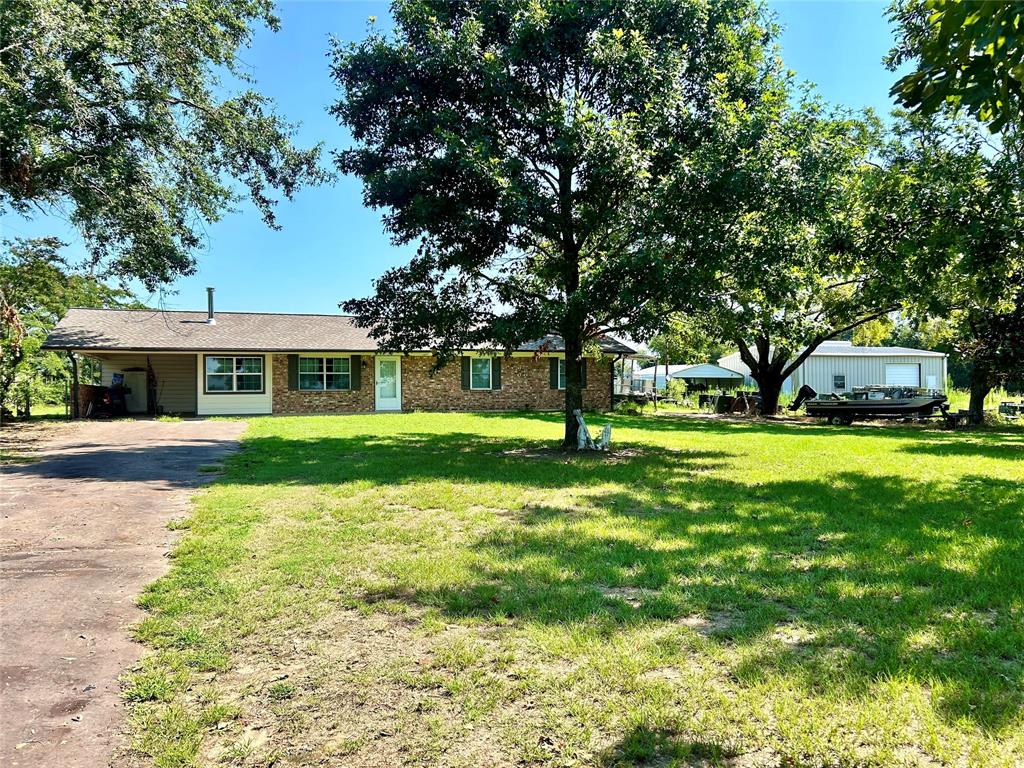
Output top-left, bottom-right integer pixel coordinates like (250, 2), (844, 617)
(789, 385), (948, 425)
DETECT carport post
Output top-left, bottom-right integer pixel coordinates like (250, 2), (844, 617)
(68, 351), (79, 419)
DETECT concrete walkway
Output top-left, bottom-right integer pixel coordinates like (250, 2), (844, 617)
(0, 419), (246, 768)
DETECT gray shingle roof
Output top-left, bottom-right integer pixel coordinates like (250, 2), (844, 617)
(42, 308), (635, 355)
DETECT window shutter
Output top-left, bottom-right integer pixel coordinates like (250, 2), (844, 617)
(287, 354), (298, 390)
(350, 355), (361, 390)
(549, 358), (559, 389)
(580, 359), (588, 389)
(492, 357), (501, 390)
(461, 356), (470, 390)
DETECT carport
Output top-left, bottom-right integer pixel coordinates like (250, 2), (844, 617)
(669, 363), (745, 390)
(76, 352), (198, 416)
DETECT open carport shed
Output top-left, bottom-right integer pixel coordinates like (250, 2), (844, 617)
(670, 363), (745, 390)
(635, 362), (745, 392)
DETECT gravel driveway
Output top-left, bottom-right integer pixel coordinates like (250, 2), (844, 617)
(0, 418), (247, 768)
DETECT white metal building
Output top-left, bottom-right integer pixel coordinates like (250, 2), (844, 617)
(718, 341), (948, 394)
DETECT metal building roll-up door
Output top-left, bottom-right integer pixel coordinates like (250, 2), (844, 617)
(884, 364), (920, 386)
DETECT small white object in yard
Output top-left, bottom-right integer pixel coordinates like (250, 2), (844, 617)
(574, 409), (612, 451)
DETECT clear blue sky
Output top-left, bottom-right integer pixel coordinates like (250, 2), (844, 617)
(1, 0), (905, 315)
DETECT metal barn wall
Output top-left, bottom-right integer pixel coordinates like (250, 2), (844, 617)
(715, 352), (794, 392)
(96, 353), (198, 414)
(796, 354), (945, 394)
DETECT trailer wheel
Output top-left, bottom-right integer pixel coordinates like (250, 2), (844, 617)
(839, 416), (854, 426)
(826, 415), (838, 425)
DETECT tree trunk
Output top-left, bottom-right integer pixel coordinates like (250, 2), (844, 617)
(968, 379), (991, 417)
(0, 378), (9, 426)
(751, 371), (783, 416)
(562, 332), (585, 450)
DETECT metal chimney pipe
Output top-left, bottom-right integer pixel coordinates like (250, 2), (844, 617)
(206, 287), (216, 324)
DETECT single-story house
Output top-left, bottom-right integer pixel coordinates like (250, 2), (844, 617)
(42, 301), (634, 417)
(635, 363), (745, 392)
(718, 341), (948, 394)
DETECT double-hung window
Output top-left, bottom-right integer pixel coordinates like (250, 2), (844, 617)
(299, 356), (351, 391)
(205, 356), (264, 393)
(558, 358), (567, 390)
(470, 358), (492, 390)
(833, 374), (846, 391)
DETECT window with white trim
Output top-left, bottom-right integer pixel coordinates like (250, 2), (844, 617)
(470, 358), (492, 390)
(833, 374), (846, 391)
(205, 355), (264, 393)
(299, 356), (351, 391)
(558, 358), (566, 390)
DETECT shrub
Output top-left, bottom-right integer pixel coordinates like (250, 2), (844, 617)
(615, 400), (647, 416)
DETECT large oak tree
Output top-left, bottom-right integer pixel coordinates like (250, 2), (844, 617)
(859, 113), (1024, 414)
(667, 98), (881, 415)
(331, 0), (784, 447)
(1, 0), (327, 289)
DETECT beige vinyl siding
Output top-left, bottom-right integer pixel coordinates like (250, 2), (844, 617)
(196, 352), (273, 416)
(95, 353), (197, 414)
(799, 354), (946, 394)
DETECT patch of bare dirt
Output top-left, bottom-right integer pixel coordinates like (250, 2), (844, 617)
(498, 445), (646, 462)
(770, 623), (816, 647)
(0, 418), (77, 462)
(190, 609), (528, 768)
(596, 585), (663, 608)
(676, 611), (738, 639)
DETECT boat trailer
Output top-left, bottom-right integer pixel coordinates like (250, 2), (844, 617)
(789, 385), (948, 426)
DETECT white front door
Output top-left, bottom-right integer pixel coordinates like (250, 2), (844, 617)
(374, 356), (402, 411)
(123, 371), (147, 413)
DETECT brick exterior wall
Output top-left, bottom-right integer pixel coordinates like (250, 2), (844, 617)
(401, 355), (610, 412)
(270, 353), (611, 415)
(271, 354), (375, 414)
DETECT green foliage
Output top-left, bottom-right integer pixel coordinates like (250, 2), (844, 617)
(889, 1), (1024, 132)
(613, 399), (647, 416)
(0, 238), (137, 417)
(0, 0), (327, 289)
(671, 90), (881, 413)
(666, 377), (688, 402)
(330, 0), (785, 443)
(267, 682), (294, 701)
(857, 112), (1024, 408)
(851, 317), (894, 347)
(647, 315), (711, 367)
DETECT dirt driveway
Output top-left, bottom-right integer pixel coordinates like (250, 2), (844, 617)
(0, 418), (247, 768)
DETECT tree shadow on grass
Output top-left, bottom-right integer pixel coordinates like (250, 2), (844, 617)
(227, 430), (733, 489)
(474, 408), (1024, 444)
(899, 436), (1024, 460)
(223, 428), (1023, 732)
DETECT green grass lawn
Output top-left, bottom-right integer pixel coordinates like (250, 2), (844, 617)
(125, 412), (1023, 768)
